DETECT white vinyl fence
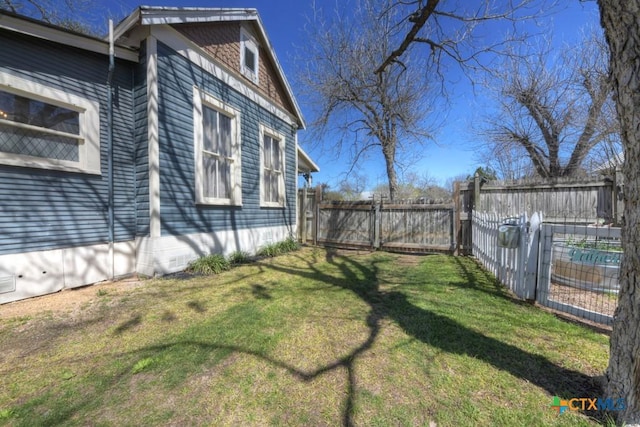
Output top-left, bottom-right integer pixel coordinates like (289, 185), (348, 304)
(472, 211), (542, 300)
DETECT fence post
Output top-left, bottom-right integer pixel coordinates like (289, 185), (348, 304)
(313, 185), (322, 246)
(523, 212), (542, 300)
(373, 198), (381, 249)
(473, 173), (480, 211)
(454, 181), (461, 256)
(614, 167), (624, 225)
(300, 187), (307, 243)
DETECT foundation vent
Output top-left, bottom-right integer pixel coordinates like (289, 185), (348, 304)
(0, 275), (16, 294)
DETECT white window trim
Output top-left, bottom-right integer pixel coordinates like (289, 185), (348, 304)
(193, 86), (242, 206)
(0, 71), (100, 175)
(240, 27), (259, 85)
(259, 124), (286, 208)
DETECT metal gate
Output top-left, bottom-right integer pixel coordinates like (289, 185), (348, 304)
(536, 223), (620, 326)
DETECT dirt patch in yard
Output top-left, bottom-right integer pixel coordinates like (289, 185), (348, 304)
(0, 276), (146, 320)
(0, 251), (436, 321)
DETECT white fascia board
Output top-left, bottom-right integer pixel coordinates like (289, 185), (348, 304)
(0, 12), (138, 62)
(114, 7), (255, 42)
(112, 7), (141, 43)
(297, 146), (320, 173)
(140, 7), (259, 25)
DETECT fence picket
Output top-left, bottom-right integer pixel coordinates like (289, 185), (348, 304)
(472, 211), (538, 300)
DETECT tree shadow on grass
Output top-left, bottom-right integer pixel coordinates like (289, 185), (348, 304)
(449, 255), (530, 304)
(17, 249), (601, 427)
(263, 249), (601, 425)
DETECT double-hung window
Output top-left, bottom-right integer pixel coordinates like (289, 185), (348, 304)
(0, 72), (100, 174)
(193, 87), (241, 205)
(260, 124), (285, 207)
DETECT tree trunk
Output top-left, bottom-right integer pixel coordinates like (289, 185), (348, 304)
(382, 141), (398, 201)
(598, 1), (640, 424)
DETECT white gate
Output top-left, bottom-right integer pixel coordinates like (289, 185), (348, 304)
(472, 211), (542, 300)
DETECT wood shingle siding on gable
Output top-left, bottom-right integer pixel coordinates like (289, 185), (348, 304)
(156, 41), (296, 236)
(174, 23), (295, 115)
(0, 29), (136, 256)
(174, 22), (240, 74)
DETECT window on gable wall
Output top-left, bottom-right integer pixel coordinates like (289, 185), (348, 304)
(0, 72), (100, 174)
(193, 87), (242, 205)
(240, 28), (259, 84)
(260, 124), (285, 207)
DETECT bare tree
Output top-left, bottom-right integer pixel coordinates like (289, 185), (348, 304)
(298, 0), (437, 201)
(598, 1), (640, 424)
(371, 171), (451, 201)
(337, 171), (369, 201)
(479, 29), (619, 179)
(476, 143), (537, 180)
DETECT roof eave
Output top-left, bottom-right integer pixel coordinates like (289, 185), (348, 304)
(297, 146), (320, 173)
(0, 9), (138, 62)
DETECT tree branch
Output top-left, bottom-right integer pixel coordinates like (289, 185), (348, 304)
(375, 0), (440, 74)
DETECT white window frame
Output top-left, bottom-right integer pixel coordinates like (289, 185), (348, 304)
(193, 86), (242, 206)
(240, 27), (259, 85)
(0, 71), (100, 174)
(259, 124), (286, 208)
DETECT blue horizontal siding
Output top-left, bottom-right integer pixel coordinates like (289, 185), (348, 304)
(0, 29), (136, 255)
(156, 42), (296, 237)
(134, 43), (150, 237)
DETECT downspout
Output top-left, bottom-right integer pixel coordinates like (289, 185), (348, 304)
(107, 19), (115, 279)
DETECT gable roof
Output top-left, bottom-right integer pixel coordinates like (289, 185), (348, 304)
(113, 6), (305, 129)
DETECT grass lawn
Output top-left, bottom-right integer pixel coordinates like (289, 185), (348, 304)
(0, 248), (610, 426)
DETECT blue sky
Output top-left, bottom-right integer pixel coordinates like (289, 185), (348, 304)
(93, 0), (601, 190)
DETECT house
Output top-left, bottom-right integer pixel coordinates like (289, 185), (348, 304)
(593, 152), (624, 176)
(0, 7), (319, 304)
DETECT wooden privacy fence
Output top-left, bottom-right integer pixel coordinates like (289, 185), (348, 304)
(316, 200), (455, 253)
(298, 186), (320, 245)
(459, 175), (623, 225)
(300, 176), (619, 255)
